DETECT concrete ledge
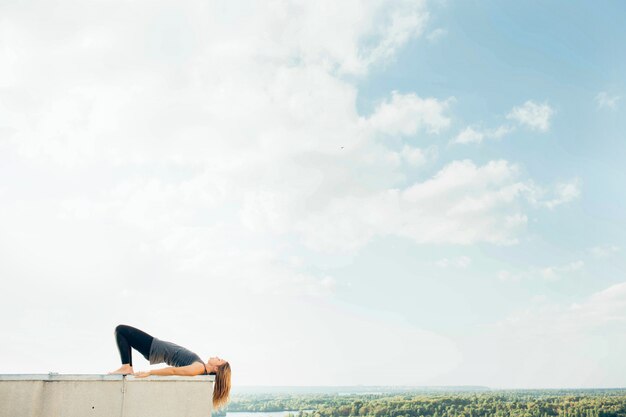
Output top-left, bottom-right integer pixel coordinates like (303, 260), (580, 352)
(0, 373), (215, 417)
(0, 374), (214, 382)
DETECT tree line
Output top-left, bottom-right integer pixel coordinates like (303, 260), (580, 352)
(221, 390), (626, 417)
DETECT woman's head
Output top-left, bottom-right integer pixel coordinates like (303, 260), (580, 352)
(210, 358), (231, 411)
(208, 356), (226, 368)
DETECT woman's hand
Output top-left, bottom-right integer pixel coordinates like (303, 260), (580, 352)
(132, 371), (151, 378)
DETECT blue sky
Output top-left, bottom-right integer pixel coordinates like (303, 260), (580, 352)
(1, 0), (625, 388)
(322, 0), (626, 332)
(347, 1), (625, 327)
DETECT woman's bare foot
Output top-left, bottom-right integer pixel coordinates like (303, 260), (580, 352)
(108, 364), (133, 375)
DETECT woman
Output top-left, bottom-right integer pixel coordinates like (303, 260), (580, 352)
(109, 324), (231, 410)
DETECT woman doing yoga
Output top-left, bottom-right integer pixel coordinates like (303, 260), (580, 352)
(109, 324), (231, 410)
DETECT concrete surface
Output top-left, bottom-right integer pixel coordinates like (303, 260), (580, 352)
(0, 373), (214, 417)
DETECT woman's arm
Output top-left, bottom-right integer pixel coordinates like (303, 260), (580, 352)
(150, 367), (177, 376)
(133, 363), (203, 377)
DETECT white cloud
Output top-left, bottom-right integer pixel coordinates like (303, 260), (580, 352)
(526, 178), (582, 209)
(367, 91), (453, 135)
(286, 159), (545, 251)
(595, 91), (620, 110)
(60, 156), (577, 257)
(543, 180), (582, 209)
(530, 294), (548, 304)
(498, 260), (584, 283)
(453, 126), (484, 144)
(452, 124), (514, 145)
(436, 256), (471, 268)
(540, 260), (584, 281)
(506, 100), (554, 132)
(448, 282), (626, 388)
(489, 124), (515, 139)
(497, 270), (523, 283)
(361, 0), (430, 72)
(401, 145), (427, 165)
(0, 0), (432, 167)
(400, 145), (437, 166)
(589, 245), (620, 259)
(426, 28), (447, 43)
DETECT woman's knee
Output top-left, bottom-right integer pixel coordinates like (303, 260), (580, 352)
(115, 324), (131, 335)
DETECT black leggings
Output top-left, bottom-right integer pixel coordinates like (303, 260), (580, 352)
(114, 324), (154, 366)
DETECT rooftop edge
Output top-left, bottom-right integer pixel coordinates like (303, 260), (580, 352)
(0, 374), (215, 382)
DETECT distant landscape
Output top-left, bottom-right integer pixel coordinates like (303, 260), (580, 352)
(221, 387), (626, 417)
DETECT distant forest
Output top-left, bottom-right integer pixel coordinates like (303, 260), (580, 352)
(219, 390), (626, 417)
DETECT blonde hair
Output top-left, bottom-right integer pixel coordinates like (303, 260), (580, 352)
(213, 362), (231, 411)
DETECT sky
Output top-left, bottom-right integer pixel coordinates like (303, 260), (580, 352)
(1, 0), (626, 389)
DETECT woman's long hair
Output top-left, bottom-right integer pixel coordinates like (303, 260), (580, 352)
(213, 362), (231, 411)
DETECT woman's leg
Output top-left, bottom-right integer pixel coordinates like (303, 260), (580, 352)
(109, 324), (155, 374)
(115, 324), (154, 365)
